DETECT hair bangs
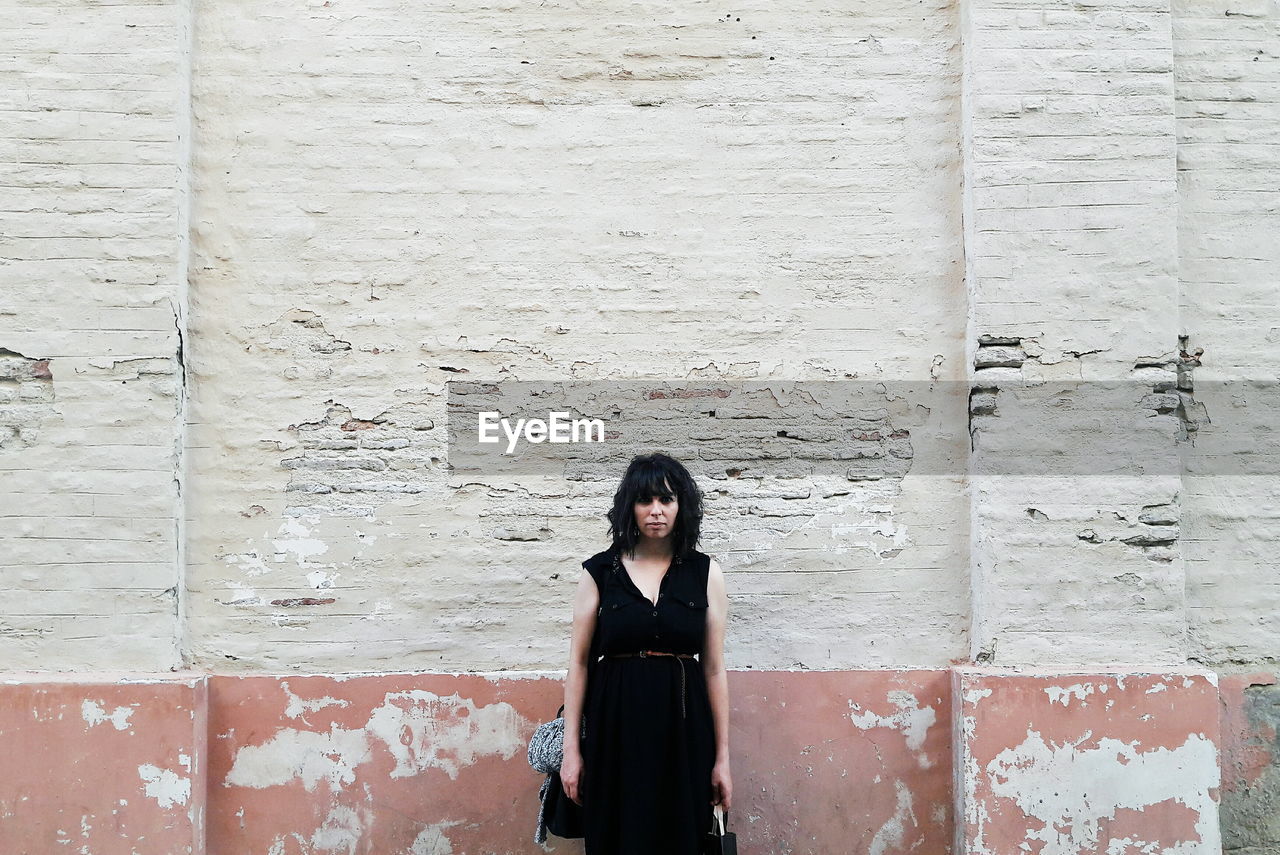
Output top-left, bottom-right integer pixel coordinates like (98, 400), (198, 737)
(606, 453), (704, 557)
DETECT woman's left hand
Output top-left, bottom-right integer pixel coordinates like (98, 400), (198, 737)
(710, 759), (732, 812)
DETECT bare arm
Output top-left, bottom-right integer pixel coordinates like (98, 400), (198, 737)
(703, 557), (733, 809)
(561, 567), (598, 803)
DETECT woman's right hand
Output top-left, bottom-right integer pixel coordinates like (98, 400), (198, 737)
(560, 749), (584, 805)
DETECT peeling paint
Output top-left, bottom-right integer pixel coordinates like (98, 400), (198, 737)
(849, 691), (937, 765)
(408, 820), (461, 855)
(986, 732), (1220, 854)
(964, 687), (993, 705)
(1045, 683), (1095, 707)
(138, 763), (191, 809)
(868, 779), (918, 855)
(365, 690), (524, 780)
(81, 700), (134, 731)
(223, 692), (523, 792)
(225, 725), (372, 792)
(281, 681), (351, 721)
(309, 802), (374, 855)
(272, 517), (330, 566)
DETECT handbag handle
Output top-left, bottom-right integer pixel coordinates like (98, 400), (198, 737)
(712, 804), (730, 835)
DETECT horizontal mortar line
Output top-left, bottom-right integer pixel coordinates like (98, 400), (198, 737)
(6, 532), (173, 540)
(980, 132), (1174, 141)
(0, 565), (171, 571)
(0, 138), (171, 144)
(0, 582), (172, 590)
(0, 516), (176, 523)
(975, 202), (1155, 210)
(979, 179), (1168, 186)
(0, 111), (172, 121)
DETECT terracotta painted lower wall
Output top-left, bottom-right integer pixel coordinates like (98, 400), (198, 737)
(1, 668), (1273, 854)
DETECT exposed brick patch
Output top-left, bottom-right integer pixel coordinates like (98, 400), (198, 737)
(0, 347), (56, 451)
(269, 597), (336, 607)
(1075, 501), (1180, 561)
(280, 400), (442, 515)
(973, 336), (1026, 370)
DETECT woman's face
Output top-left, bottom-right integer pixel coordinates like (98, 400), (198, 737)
(633, 481), (679, 541)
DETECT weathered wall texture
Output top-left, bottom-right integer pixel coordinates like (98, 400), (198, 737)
(1174, 0), (1280, 668)
(11, 667), (1275, 854)
(962, 0), (1186, 665)
(0, 0), (186, 669)
(1218, 672), (1280, 853)
(0, 674), (207, 854)
(204, 670), (954, 855)
(5, 0), (1280, 849)
(957, 667), (1223, 855)
(0, 0), (1270, 676)
(184, 0), (970, 672)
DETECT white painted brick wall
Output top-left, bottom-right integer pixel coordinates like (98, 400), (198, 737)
(963, 0), (1185, 664)
(0, 0), (184, 668)
(3, 0), (1275, 672)
(1175, 0), (1280, 666)
(185, 0), (968, 671)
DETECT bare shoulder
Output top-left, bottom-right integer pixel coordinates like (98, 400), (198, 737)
(574, 566), (600, 610)
(705, 555), (728, 602)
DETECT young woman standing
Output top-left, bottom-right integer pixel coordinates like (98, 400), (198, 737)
(560, 453), (732, 854)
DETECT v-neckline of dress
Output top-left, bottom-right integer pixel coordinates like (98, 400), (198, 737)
(615, 550), (676, 607)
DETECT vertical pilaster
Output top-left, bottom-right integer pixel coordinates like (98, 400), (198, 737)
(962, 0), (1185, 665)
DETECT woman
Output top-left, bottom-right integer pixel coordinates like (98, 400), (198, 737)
(560, 452), (732, 855)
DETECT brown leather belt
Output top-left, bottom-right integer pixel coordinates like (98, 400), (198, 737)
(606, 651), (698, 718)
(609, 650), (697, 660)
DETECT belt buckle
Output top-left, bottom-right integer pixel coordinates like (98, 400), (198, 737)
(639, 650), (648, 658)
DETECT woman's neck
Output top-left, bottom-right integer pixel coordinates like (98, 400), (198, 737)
(628, 537), (674, 561)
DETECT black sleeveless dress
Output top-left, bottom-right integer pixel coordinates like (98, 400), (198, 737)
(580, 545), (717, 855)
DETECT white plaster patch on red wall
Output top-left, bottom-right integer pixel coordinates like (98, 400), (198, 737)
(365, 690), (526, 780)
(408, 820), (462, 855)
(137, 761), (191, 809)
(986, 732), (1221, 854)
(849, 691), (938, 769)
(81, 699), (134, 731)
(223, 692), (525, 791)
(1043, 683), (1096, 707)
(868, 779), (918, 855)
(257, 773), (462, 853)
(309, 802), (377, 853)
(961, 711), (992, 854)
(280, 680), (351, 722)
(226, 726), (372, 792)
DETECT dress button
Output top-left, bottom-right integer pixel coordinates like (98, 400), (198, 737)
(651, 610), (658, 617)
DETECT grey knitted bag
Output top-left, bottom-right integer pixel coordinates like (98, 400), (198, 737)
(528, 704), (585, 844)
(527, 711), (565, 775)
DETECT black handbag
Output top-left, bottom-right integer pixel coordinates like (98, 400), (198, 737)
(530, 703), (587, 843)
(704, 805), (738, 855)
(533, 609), (603, 843)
